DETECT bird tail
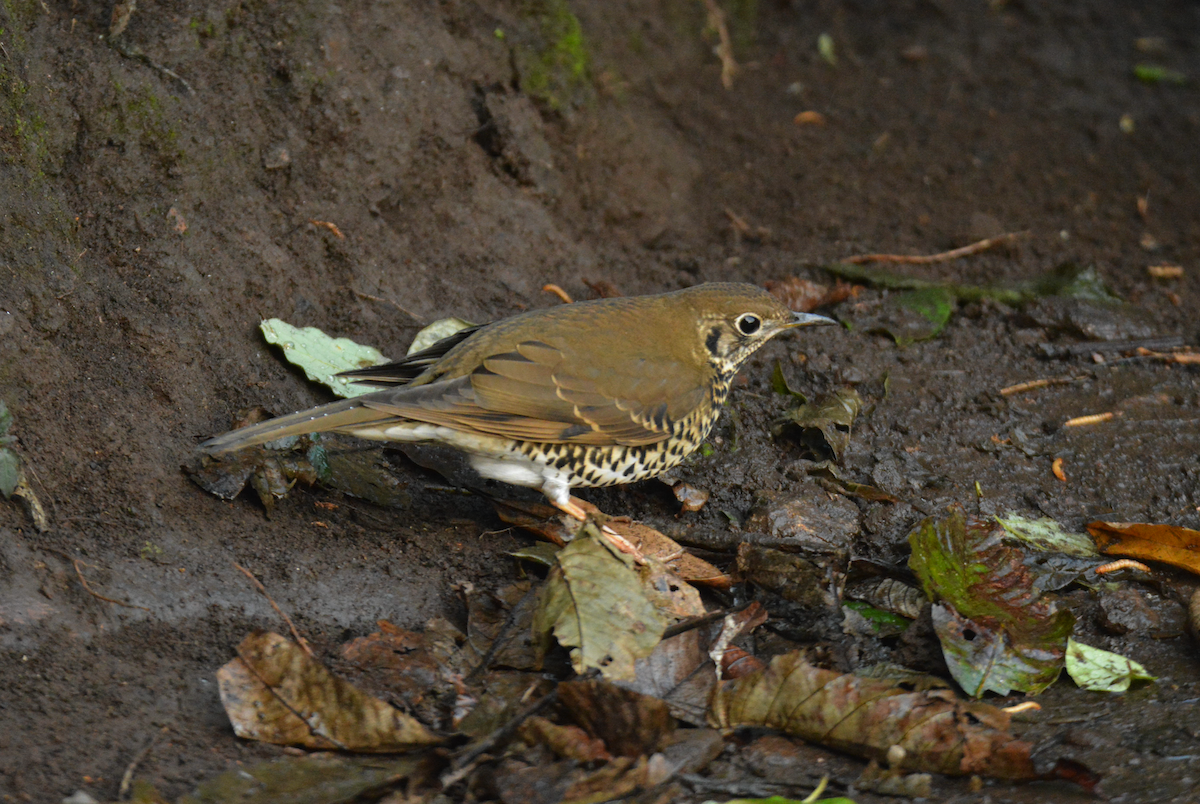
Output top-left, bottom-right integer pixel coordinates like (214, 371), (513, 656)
(199, 397), (393, 454)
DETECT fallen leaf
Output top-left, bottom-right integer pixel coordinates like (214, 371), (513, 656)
(558, 679), (674, 757)
(709, 652), (1037, 779)
(1064, 638), (1156, 693)
(909, 509), (1075, 696)
(217, 631), (442, 751)
(774, 388), (863, 462)
(1086, 521), (1200, 576)
(183, 754), (427, 804)
(532, 529), (667, 681)
(496, 497), (731, 587)
(260, 319), (389, 398)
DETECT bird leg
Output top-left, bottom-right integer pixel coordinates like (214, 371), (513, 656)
(551, 497), (645, 561)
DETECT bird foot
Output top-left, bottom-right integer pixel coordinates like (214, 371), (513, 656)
(553, 498), (646, 562)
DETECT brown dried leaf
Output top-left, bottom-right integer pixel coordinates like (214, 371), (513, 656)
(496, 497), (731, 588)
(765, 276), (855, 312)
(217, 631), (442, 751)
(709, 651), (1037, 779)
(558, 680), (675, 757)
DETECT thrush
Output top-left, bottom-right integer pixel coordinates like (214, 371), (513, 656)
(200, 283), (835, 520)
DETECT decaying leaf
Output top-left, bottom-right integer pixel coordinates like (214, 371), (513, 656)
(825, 262), (1122, 306)
(217, 631), (443, 751)
(765, 275), (855, 312)
(187, 439), (327, 515)
(709, 651), (1038, 779)
(1064, 638), (1156, 693)
(532, 529), (668, 681)
(909, 509), (1074, 696)
(558, 679), (675, 757)
(1086, 521), (1200, 576)
(519, 715), (613, 762)
(996, 514), (1099, 559)
(931, 602), (1072, 697)
(260, 318), (390, 398)
(774, 388), (863, 462)
(496, 497), (731, 587)
(860, 287), (955, 346)
(180, 753), (428, 804)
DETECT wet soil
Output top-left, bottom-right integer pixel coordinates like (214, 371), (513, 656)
(2, 0), (1199, 801)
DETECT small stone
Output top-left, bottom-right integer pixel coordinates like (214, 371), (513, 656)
(263, 143), (292, 170)
(1098, 587), (1158, 635)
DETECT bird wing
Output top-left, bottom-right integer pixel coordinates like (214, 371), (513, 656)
(336, 324), (487, 387)
(360, 340), (707, 446)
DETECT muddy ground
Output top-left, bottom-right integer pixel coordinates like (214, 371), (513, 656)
(2, 0), (1199, 801)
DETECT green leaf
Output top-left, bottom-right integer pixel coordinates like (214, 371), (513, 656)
(0, 400), (11, 436)
(532, 529), (666, 680)
(0, 447), (20, 498)
(817, 33), (836, 66)
(843, 601), (911, 637)
(824, 262), (1122, 306)
(260, 319), (388, 398)
(1065, 638), (1156, 693)
(406, 317), (475, 356)
(995, 513), (1099, 558)
(909, 508), (1075, 696)
(889, 287), (954, 345)
(509, 542), (562, 567)
(770, 360), (808, 401)
(1134, 63), (1187, 85)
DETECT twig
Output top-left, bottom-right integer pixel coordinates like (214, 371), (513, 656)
(541, 284), (573, 304)
(464, 583), (540, 682)
(843, 231), (1028, 265)
(441, 686), (559, 787)
(346, 287), (424, 323)
(73, 559), (151, 611)
(702, 0), (739, 89)
(118, 735), (158, 800)
(233, 562), (313, 655)
(109, 37), (195, 96)
(1039, 336), (1186, 359)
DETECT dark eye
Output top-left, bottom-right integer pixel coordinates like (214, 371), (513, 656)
(736, 313), (761, 335)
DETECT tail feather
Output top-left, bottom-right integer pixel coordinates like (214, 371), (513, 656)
(200, 398), (395, 454)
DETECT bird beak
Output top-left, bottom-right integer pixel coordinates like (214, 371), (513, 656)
(787, 312), (838, 329)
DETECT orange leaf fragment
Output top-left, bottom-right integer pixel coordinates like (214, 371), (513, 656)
(1086, 521), (1200, 576)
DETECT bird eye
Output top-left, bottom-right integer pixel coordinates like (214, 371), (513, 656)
(736, 313), (762, 335)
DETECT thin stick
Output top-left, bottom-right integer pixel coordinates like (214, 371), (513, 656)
(702, 0), (738, 89)
(73, 559), (151, 612)
(346, 287), (424, 322)
(233, 562), (313, 655)
(844, 231), (1028, 265)
(442, 686), (559, 787)
(118, 736), (158, 800)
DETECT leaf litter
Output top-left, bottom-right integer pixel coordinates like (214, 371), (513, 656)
(178, 315), (1133, 802)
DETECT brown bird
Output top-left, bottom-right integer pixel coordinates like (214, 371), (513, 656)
(200, 283), (835, 520)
